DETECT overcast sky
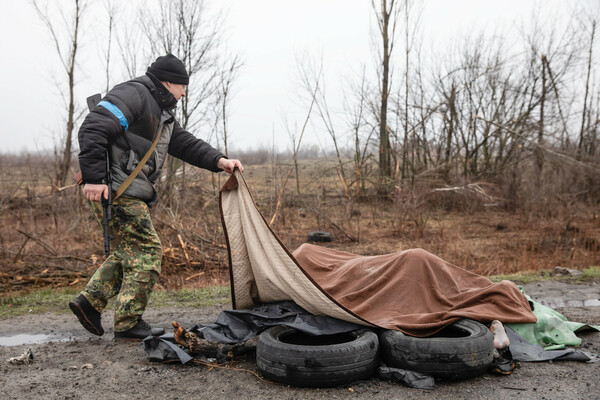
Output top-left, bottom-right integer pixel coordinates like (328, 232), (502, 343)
(0, 0), (590, 155)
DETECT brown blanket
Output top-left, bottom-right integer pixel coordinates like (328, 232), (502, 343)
(220, 171), (536, 337)
(293, 244), (536, 336)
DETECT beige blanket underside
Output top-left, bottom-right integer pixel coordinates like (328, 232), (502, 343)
(220, 170), (369, 326)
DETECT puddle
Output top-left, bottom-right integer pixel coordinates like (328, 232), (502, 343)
(536, 298), (600, 309)
(0, 334), (73, 347)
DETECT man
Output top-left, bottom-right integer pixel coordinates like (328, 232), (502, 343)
(69, 54), (243, 339)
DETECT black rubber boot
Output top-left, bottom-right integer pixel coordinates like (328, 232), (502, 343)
(69, 294), (104, 336)
(114, 319), (165, 340)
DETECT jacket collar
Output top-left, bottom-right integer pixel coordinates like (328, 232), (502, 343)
(142, 72), (178, 110)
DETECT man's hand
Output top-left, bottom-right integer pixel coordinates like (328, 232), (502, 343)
(217, 157), (244, 174)
(84, 183), (109, 202)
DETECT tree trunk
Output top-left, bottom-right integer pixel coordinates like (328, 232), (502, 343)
(377, 0), (393, 184)
(57, 0), (81, 189)
(579, 20), (596, 157)
(536, 54), (546, 184)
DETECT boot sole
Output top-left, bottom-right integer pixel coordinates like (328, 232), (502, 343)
(69, 301), (104, 336)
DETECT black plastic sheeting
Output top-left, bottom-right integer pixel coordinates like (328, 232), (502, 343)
(377, 364), (435, 390)
(144, 334), (194, 364)
(506, 326), (594, 362)
(142, 301), (361, 363)
(141, 301), (596, 389)
(190, 301), (362, 343)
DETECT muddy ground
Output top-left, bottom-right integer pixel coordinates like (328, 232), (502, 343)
(1, 280), (599, 400)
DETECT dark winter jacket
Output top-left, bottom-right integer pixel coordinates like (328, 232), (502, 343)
(78, 72), (225, 204)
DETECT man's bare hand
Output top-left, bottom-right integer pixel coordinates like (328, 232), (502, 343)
(84, 183), (109, 202)
(217, 158), (244, 174)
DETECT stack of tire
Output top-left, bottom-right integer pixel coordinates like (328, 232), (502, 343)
(256, 326), (379, 387)
(378, 319), (495, 380)
(255, 319), (494, 387)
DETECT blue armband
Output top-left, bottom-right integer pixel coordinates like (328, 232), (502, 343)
(98, 101), (129, 132)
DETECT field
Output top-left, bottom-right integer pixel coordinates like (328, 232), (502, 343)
(1, 156), (599, 294)
(1, 155), (599, 399)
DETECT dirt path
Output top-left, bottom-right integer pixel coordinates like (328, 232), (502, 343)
(1, 280), (599, 400)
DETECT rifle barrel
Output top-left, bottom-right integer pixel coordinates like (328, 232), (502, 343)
(102, 153), (113, 257)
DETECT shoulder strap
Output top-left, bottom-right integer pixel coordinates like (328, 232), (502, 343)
(114, 127), (164, 200)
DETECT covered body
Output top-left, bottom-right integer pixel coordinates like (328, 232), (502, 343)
(220, 171), (536, 337)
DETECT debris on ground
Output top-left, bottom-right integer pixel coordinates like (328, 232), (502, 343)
(552, 266), (583, 277)
(171, 320), (258, 362)
(7, 348), (34, 365)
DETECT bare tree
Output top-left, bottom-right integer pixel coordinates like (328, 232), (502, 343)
(116, 2), (150, 80)
(269, 75), (319, 226)
(140, 0), (228, 205)
(298, 57), (352, 198)
(371, 0), (401, 186)
(216, 55), (243, 157)
(578, 19), (596, 157)
(344, 68), (376, 199)
(536, 54), (547, 183)
(142, 0), (223, 131)
(102, 0), (118, 93)
(32, 0), (87, 189)
(398, 0), (422, 181)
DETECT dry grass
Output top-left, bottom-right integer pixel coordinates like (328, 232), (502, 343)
(0, 156), (598, 295)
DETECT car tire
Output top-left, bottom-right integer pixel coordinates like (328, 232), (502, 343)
(256, 326), (379, 387)
(307, 231), (332, 242)
(379, 319), (494, 380)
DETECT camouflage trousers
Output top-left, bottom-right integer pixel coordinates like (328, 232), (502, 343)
(81, 196), (162, 332)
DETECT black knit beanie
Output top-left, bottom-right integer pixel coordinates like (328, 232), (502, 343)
(147, 54), (189, 85)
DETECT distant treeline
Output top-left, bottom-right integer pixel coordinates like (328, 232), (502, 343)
(29, 0), (600, 209)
